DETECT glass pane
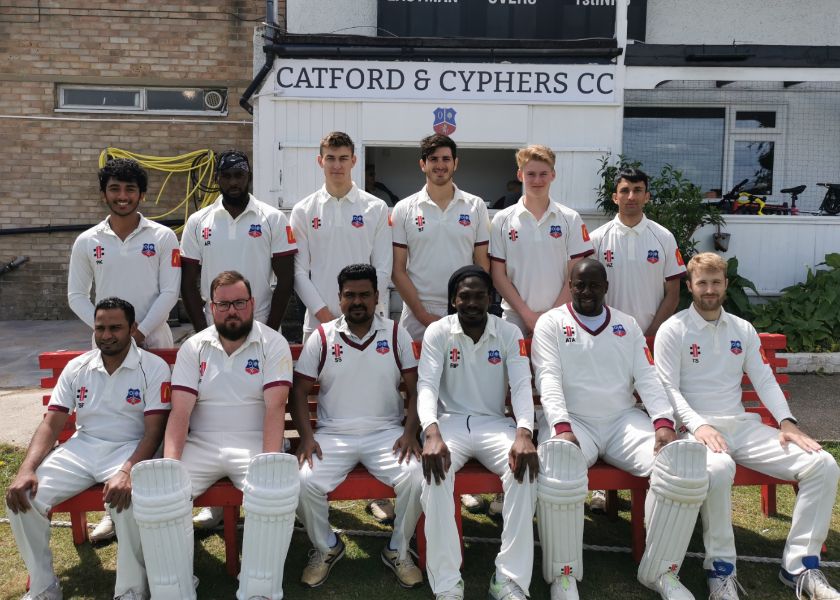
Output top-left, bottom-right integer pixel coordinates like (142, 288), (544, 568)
(733, 141), (774, 194)
(146, 89), (205, 111)
(735, 111), (776, 129)
(63, 88), (139, 108)
(623, 107), (725, 198)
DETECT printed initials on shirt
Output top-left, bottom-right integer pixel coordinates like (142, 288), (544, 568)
(449, 348), (460, 368)
(564, 325), (576, 343)
(202, 227), (212, 245)
(93, 246), (105, 264)
(76, 386), (88, 408)
(415, 215), (425, 231)
(689, 343), (701, 363)
(604, 249), (614, 267)
(332, 343), (343, 362)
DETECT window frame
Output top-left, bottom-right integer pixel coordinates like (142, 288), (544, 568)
(56, 85), (228, 117)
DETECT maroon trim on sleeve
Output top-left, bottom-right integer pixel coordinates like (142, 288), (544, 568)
(392, 242), (408, 248)
(474, 240), (489, 247)
(272, 249), (299, 257)
(317, 325), (327, 376)
(180, 256), (200, 265)
(293, 371), (316, 382)
(144, 409), (171, 416)
(570, 248), (596, 259)
(400, 366), (418, 375)
(553, 422), (573, 435)
(48, 405), (70, 413)
(264, 380), (292, 390)
(489, 256), (506, 263)
(653, 418), (675, 431)
(665, 272), (687, 281)
(171, 384), (198, 395)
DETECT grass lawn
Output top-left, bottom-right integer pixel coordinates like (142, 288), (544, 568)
(1, 443), (839, 599)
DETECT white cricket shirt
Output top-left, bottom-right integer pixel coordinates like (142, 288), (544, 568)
(590, 215), (686, 332)
(654, 304), (793, 432)
(48, 343), (172, 443)
(68, 214), (181, 337)
(170, 321), (293, 433)
(531, 303), (674, 429)
(290, 183), (392, 331)
(180, 194), (298, 323)
(294, 314), (418, 435)
(489, 199), (594, 318)
(417, 314), (534, 432)
(391, 184), (490, 305)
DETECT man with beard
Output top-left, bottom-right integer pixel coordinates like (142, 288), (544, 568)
(419, 266), (538, 600)
(291, 264), (423, 589)
(131, 271), (299, 599)
(6, 297), (171, 600)
(655, 253), (840, 600)
(531, 258), (708, 600)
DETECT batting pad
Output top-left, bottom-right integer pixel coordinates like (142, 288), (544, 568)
(637, 440), (709, 586)
(237, 453), (300, 600)
(537, 438), (588, 583)
(131, 458), (196, 600)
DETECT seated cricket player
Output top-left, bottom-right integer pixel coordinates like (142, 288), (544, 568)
(531, 258), (709, 600)
(6, 297), (171, 600)
(419, 265), (538, 600)
(130, 271), (298, 600)
(655, 252), (840, 600)
(291, 263), (424, 588)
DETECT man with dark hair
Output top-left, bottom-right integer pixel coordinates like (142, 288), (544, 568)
(291, 131), (391, 341)
(291, 263), (423, 589)
(531, 258), (708, 600)
(6, 297), (171, 600)
(131, 270), (298, 599)
(364, 164), (399, 206)
(180, 149), (297, 333)
(419, 265), (538, 600)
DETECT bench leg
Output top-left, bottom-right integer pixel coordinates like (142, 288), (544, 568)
(416, 514), (426, 571)
(761, 484), (777, 517)
(606, 490), (619, 519)
(70, 511), (89, 545)
(630, 489), (645, 563)
(223, 506), (240, 576)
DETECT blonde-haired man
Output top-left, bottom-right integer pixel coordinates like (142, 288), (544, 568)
(655, 252), (840, 600)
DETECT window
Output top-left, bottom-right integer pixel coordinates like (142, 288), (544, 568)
(57, 85), (228, 115)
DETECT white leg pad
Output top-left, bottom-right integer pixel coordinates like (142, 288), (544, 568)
(537, 439), (588, 583)
(638, 440), (709, 586)
(236, 453), (300, 600)
(131, 459), (196, 600)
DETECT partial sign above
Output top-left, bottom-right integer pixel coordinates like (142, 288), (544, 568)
(273, 59), (616, 103)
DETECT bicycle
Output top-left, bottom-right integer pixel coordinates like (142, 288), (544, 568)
(816, 183), (840, 215)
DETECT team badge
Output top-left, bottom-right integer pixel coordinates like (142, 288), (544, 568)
(199, 361), (207, 376)
(245, 359), (260, 375)
(286, 225), (296, 244)
(647, 250), (660, 264)
(351, 215), (365, 228)
(549, 225), (562, 238)
(508, 229), (518, 242)
(126, 388), (141, 405)
(141, 243), (156, 257)
(604, 249), (614, 267)
(564, 324), (576, 343)
(730, 340), (743, 355)
(612, 324), (627, 337)
(458, 214), (471, 227)
(76, 386), (88, 408)
(415, 215), (426, 232)
(689, 343), (701, 363)
(332, 343), (343, 362)
(432, 107), (457, 135)
(675, 248), (685, 266)
(248, 224), (262, 238)
(487, 350), (501, 365)
(376, 340), (390, 355)
(93, 246), (105, 263)
(581, 224), (590, 242)
(449, 348), (460, 368)
(160, 382), (171, 404)
(171, 248), (181, 267)
(644, 347), (655, 365)
(311, 217), (322, 230)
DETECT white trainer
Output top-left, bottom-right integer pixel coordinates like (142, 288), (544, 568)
(21, 580), (62, 600)
(192, 506), (224, 529)
(780, 568), (840, 599)
(460, 494), (484, 513)
(488, 574), (527, 600)
(114, 591), (146, 600)
(89, 513), (116, 543)
(589, 489), (607, 514)
(708, 561), (743, 600)
(436, 580), (464, 600)
(652, 571), (695, 600)
(551, 574), (580, 600)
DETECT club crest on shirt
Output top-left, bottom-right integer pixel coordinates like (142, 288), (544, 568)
(415, 215), (425, 232)
(603, 249), (614, 267)
(93, 245), (105, 264)
(126, 388), (141, 405)
(141, 243), (156, 257)
(332, 343), (343, 362)
(508, 228), (518, 242)
(351, 215), (365, 228)
(248, 224), (262, 238)
(487, 349), (501, 365)
(458, 214), (471, 227)
(564, 324), (576, 343)
(76, 386), (88, 408)
(202, 227), (212, 246)
(245, 359), (260, 375)
(376, 340), (390, 355)
(311, 217), (322, 230)
(549, 225), (562, 239)
(689, 343), (701, 363)
(730, 340), (743, 355)
(647, 249), (660, 264)
(449, 348), (460, 368)
(612, 324), (627, 337)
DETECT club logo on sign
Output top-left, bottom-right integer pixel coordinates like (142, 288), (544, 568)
(487, 350), (501, 365)
(376, 340), (390, 355)
(141, 243), (156, 257)
(612, 324), (626, 337)
(647, 250), (660, 264)
(351, 215), (364, 228)
(248, 224), (262, 238)
(126, 388), (141, 405)
(549, 225), (562, 238)
(730, 340), (743, 355)
(245, 359), (260, 375)
(433, 107), (457, 135)
(458, 214), (471, 227)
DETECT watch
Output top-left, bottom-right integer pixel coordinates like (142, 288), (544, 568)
(781, 417), (798, 426)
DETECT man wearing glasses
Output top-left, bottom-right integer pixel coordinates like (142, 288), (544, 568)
(131, 270), (299, 599)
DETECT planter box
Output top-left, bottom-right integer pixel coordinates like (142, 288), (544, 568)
(778, 352), (840, 374)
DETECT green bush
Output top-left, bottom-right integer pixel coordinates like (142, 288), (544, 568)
(751, 253), (840, 352)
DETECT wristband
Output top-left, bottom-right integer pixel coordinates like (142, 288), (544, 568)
(553, 422), (573, 435)
(653, 418), (675, 431)
(118, 468), (130, 475)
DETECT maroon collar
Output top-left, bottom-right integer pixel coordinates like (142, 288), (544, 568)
(339, 331), (378, 351)
(567, 302), (611, 336)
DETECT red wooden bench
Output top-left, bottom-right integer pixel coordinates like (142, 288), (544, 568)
(36, 333), (794, 578)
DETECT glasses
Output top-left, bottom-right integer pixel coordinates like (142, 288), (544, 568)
(212, 298), (250, 311)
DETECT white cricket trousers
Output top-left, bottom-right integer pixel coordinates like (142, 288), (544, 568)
(180, 430), (264, 495)
(297, 427), (423, 558)
(692, 413), (840, 574)
(7, 433), (147, 597)
(399, 301), (448, 342)
(421, 414), (537, 595)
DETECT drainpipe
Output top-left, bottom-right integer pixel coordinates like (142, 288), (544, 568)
(239, 0), (278, 115)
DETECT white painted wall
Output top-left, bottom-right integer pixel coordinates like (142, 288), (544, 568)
(287, 0), (378, 35)
(644, 0), (840, 45)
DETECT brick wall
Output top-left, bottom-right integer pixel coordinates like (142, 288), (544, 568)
(0, 0), (286, 320)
